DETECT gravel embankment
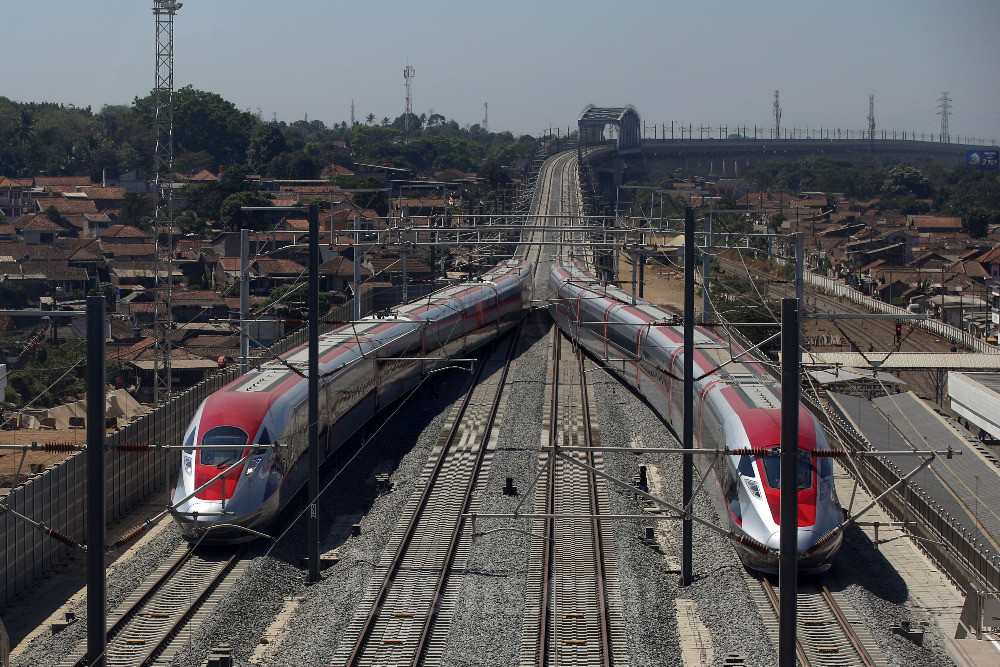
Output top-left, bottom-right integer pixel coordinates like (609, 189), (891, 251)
(12, 522), (184, 667)
(433, 314), (552, 666)
(166, 367), (475, 667)
(588, 365), (776, 667)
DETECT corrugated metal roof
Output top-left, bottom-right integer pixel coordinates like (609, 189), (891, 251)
(797, 352), (1000, 370)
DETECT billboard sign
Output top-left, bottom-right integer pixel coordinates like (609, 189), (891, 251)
(967, 150), (999, 170)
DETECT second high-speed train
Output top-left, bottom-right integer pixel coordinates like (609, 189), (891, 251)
(548, 260), (843, 572)
(170, 259), (532, 542)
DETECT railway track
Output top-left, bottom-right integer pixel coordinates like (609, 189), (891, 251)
(748, 573), (887, 667)
(520, 328), (628, 666)
(62, 544), (246, 667)
(711, 255), (954, 399)
(332, 322), (522, 666)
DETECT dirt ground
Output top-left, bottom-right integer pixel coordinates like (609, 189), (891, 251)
(0, 429), (89, 491)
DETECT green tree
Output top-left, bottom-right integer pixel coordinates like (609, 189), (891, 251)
(132, 86), (257, 167)
(117, 192), (154, 229)
(247, 124), (287, 173)
(220, 190), (273, 231)
(173, 150), (216, 175)
(265, 150), (321, 179)
(880, 165), (932, 200)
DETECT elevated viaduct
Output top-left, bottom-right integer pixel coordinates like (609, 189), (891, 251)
(583, 137), (985, 185)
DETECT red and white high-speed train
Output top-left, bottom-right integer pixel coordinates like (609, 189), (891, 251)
(170, 259), (532, 543)
(548, 260), (843, 573)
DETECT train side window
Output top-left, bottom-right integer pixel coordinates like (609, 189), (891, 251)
(258, 427), (271, 446)
(737, 455), (755, 477)
(200, 426), (248, 466)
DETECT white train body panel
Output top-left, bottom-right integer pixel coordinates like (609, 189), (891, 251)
(171, 260), (532, 542)
(549, 261), (842, 572)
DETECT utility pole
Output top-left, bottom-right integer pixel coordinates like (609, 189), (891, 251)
(778, 297), (800, 667)
(868, 93), (876, 157)
(86, 296), (107, 667)
(773, 90), (782, 140)
(403, 65), (415, 134)
(240, 229), (249, 375)
(152, 0), (181, 405)
(938, 92), (952, 143)
(307, 204), (320, 584)
(681, 207), (695, 587)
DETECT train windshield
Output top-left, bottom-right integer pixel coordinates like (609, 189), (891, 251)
(200, 426), (248, 467)
(759, 452), (813, 490)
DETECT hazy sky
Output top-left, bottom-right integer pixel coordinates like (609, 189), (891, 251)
(4, 0), (999, 141)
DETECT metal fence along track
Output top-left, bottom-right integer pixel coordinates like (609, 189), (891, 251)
(1, 300), (359, 608)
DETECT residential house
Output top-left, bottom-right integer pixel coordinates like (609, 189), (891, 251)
(15, 213), (69, 245)
(0, 177), (34, 220)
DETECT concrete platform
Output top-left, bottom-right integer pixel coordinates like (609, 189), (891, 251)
(833, 472), (1000, 666)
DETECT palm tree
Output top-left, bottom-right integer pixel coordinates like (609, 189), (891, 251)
(380, 117), (390, 127)
(365, 113), (376, 126)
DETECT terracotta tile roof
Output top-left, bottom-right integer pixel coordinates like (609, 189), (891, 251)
(254, 257), (307, 276)
(32, 176), (94, 192)
(16, 215), (66, 232)
(79, 187), (126, 200)
(322, 164), (354, 177)
(910, 215), (964, 231)
(0, 260), (88, 281)
(366, 254), (431, 275)
(0, 177), (33, 188)
(393, 198), (447, 209)
(84, 212), (113, 224)
(224, 296), (266, 309)
(319, 257), (370, 278)
(189, 170), (218, 181)
(39, 198), (99, 215)
(0, 224), (15, 237)
(100, 243), (155, 257)
(171, 290), (223, 305)
(0, 241), (68, 261)
(278, 185), (339, 195)
(102, 224), (152, 241)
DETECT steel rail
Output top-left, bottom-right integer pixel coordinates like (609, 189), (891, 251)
(759, 577), (810, 667)
(821, 585), (877, 666)
(411, 323), (524, 663)
(576, 345), (614, 665)
(344, 324), (521, 666)
(537, 327), (560, 667)
(67, 545), (244, 667)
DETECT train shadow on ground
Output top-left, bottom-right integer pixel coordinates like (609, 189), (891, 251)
(819, 523), (908, 605)
(258, 327), (534, 568)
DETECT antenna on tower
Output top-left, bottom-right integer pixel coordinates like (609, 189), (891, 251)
(868, 93), (875, 140)
(938, 92), (952, 143)
(152, 0), (181, 405)
(403, 65), (415, 133)
(351, 99), (355, 126)
(773, 90), (782, 140)
(483, 102), (488, 132)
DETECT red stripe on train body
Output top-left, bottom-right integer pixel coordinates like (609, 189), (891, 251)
(548, 260), (842, 573)
(171, 259), (533, 543)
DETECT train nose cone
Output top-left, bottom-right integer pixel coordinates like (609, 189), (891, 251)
(765, 526), (824, 553)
